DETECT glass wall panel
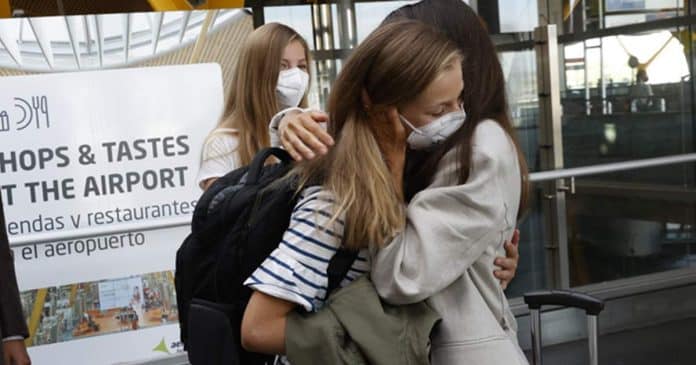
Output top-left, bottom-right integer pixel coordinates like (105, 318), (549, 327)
(501, 49), (550, 297)
(499, 0), (539, 32)
(567, 165), (696, 285)
(353, 1), (418, 42)
(561, 28), (694, 177)
(558, 22), (696, 285)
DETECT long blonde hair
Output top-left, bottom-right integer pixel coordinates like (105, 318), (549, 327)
(293, 21), (462, 250)
(206, 23), (311, 166)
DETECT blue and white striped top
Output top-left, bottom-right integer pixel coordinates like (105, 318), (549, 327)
(244, 186), (370, 313)
(244, 186), (371, 365)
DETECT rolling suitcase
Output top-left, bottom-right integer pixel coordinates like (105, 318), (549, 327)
(524, 290), (605, 365)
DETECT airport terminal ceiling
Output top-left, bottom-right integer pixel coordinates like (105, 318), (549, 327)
(0, 9), (244, 72)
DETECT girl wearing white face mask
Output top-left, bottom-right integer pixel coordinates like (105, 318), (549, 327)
(241, 18), (529, 365)
(399, 107), (466, 150)
(196, 23), (311, 191)
(263, 1), (531, 363)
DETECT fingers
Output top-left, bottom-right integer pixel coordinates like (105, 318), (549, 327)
(385, 106), (406, 141)
(281, 132), (303, 161)
(303, 115), (334, 147)
(280, 119), (317, 160)
(494, 267), (515, 281)
(494, 254), (517, 290)
(279, 113), (302, 161)
(494, 269), (514, 290)
(495, 257), (518, 272)
(280, 111), (333, 161)
(308, 110), (329, 123)
(293, 121), (329, 155)
(286, 128), (318, 160)
(511, 229), (520, 246)
(504, 240), (520, 260)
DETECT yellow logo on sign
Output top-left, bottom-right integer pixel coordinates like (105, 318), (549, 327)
(153, 338), (171, 355)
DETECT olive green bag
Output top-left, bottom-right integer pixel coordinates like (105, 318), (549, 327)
(286, 276), (441, 365)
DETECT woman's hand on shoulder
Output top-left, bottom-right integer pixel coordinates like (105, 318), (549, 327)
(279, 110), (334, 161)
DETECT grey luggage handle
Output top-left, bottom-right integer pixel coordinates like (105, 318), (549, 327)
(524, 290), (604, 315)
(523, 290), (605, 365)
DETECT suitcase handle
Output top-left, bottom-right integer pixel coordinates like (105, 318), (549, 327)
(524, 290), (604, 365)
(524, 289), (604, 315)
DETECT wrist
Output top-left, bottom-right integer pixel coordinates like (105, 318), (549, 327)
(279, 109), (302, 131)
(270, 107), (303, 132)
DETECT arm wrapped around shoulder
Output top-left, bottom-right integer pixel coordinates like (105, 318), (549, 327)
(372, 121), (521, 304)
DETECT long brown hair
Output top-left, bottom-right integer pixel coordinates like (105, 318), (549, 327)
(291, 20), (462, 250)
(386, 0), (530, 217)
(205, 23), (311, 166)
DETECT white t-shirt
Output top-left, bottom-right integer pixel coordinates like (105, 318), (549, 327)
(195, 128), (240, 189)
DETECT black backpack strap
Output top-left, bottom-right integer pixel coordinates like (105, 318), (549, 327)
(191, 169), (242, 232)
(326, 248), (360, 299)
(192, 147), (293, 234)
(246, 147), (293, 184)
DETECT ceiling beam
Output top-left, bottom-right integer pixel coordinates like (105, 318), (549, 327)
(122, 13), (131, 63)
(27, 18), (55, 69)
(178, 11), (192, 43)
(94, 15), (104, 67)
(65, 16), (82, 69)
(0, 19), (21, 66)
(151, 12), (164, 54)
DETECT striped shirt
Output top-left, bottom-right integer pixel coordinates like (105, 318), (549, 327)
(243, 186), (370, 365)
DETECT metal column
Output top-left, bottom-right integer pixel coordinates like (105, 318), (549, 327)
(537, 0), (565, 28)
(251, 5), (264, 28)
(534, 24), (570, 289)
(336, 0), (357, 51)
(587, 314), (600, 365)
(530, 308), (544, 365)
(478, 0), (500, 33)
(311, 3), (338, 109)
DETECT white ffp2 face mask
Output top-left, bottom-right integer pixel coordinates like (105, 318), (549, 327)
(276, 68), (309, 109)
(400, 109), (467, 150)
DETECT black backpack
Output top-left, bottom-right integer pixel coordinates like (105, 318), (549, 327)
(175, 147), (357, 365)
